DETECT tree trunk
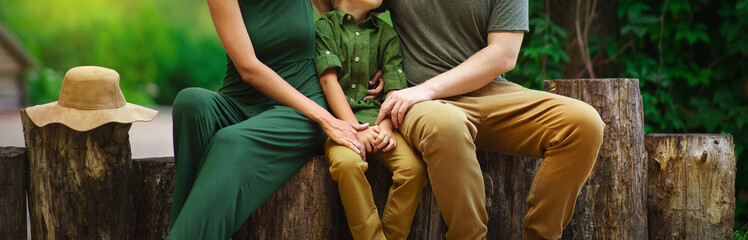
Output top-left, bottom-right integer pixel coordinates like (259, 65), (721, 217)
(646, 134), (735, 240)
(233, 156), (345, 239)
(0, 147), (27, 240)
(546, 0), (619, 78)
(132, 157), (175, 240)
(21, 109), (135, 240)
(544, 79), (648, 240)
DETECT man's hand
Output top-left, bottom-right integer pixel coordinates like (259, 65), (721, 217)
(375, 85), (435, 128)
(363, 70), (384, 101)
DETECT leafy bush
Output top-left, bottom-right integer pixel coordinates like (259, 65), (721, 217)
(0, 0), (225, 106)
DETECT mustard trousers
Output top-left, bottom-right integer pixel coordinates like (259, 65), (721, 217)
(399, 81), (605, 240)
(324, 131), (427, 240)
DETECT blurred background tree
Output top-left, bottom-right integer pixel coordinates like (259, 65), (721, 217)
(1, 0), (746, 233)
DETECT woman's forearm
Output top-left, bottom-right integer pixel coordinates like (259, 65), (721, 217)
(239, 61), (334, 124)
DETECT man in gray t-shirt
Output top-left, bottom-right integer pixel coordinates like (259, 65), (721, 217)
(373, 0), (606, 239)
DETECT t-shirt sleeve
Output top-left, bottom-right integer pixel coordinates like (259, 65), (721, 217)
(487, 0), (530, 32)
(378, 26), (407, 96)
(314, 17), (343, 77)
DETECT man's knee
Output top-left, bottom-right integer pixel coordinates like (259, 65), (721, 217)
(560, 101), (605, 147)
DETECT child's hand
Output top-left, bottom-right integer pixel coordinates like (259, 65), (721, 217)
(373, 124), (397, 152)
(357, 127), (380, 156)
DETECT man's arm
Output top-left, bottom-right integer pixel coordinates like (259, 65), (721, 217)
(376, 31), (525, 127)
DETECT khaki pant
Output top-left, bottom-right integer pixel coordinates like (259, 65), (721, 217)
(324, 131), (427, 240)
(399, 81), (605, 240)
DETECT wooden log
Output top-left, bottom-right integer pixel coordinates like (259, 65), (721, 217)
(0, 147), (27, 240)
(233, 155), (345, 239)
(132, 157), (175, 240)
(481, 152), (543, 240)
(21, 109), (135, 239)
(646, 134), (735, 239)
(545, 78), (648, 239)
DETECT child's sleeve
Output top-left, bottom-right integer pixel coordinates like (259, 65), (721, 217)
(378, 26), (408, 97)
(314, 17), (343, 77)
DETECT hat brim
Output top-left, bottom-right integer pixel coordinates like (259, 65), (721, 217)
(25, 102), (158, 132)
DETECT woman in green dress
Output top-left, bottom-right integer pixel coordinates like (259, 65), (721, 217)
(166, 0), (370, 239)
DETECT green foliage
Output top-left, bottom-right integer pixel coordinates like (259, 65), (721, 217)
(505, 1), (568, 90)
(0, 0), (224, 106)
(737, 223), (748, 240)
(25, 68), (63, 105)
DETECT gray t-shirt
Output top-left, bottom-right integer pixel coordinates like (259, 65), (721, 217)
(386, 0), (529, 85)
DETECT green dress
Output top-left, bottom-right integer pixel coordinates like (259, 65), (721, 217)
(167, 0), (327, 239)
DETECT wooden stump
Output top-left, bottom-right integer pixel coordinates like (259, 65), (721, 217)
(545, 79), (648, 239)
(132, 157), (175, 240)
(646, 134), (735, 239)
(481, 152), (543, 240)
(21, 109), (135, 239)
(233, 156), (344, 239)
(0, 147), (27, 240)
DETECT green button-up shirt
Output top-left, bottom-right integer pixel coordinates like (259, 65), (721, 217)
(314, 9), (407, 125)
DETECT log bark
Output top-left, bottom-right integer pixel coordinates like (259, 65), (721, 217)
(132, 157), (175, 240)
(646, 134), (735, 240)
(233, 156), (345, 239)
(481, 152), (543, 240)
(21, 109), (135, 239)
(0, 147), (27, 240)
(544, 79), (648, 239)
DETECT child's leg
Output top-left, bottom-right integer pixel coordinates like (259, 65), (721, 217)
(371, 132), (428, 240)
(324, 138), (386, 240)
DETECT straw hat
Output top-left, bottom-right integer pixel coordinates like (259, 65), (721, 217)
(25, 66), (158, 131)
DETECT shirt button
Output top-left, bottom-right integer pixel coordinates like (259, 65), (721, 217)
(355, 32), (360, 36)
(325, 50), (331, 55)
(347, 15), (352, 20)
(354, 57), (360, 62)
(351, 84), (356, 89)
(397, 69), (403, 73)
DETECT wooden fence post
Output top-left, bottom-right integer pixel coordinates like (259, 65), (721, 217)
(545, 78), (648, 239)
(21, 109), (135, 239)
(132, 157), (176, 240)
(0, 147), (27, 240)
(233, 156), (345, 239)
(646, 134), (735, 239)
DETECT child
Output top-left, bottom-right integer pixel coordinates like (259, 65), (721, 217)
(314, 1), (427, 240)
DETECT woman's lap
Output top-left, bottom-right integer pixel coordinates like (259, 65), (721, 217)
(169, 88), (325, 239)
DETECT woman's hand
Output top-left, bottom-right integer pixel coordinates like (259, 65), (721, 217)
(321, 117), (370, 160)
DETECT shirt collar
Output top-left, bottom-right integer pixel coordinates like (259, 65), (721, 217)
(333, 8), (382, 29)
